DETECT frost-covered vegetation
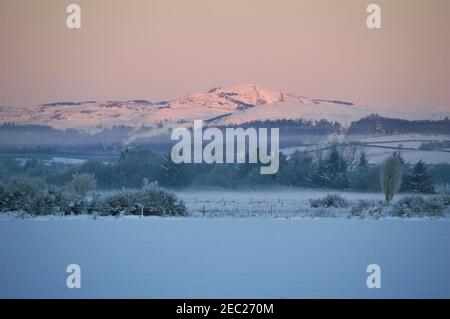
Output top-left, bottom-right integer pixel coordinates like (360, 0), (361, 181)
(392, 195), (449, 218)
(101, 181), (186, 217)
(176, 191), (449, 219)
(0, 141), (448, 218)
(0, 173), (186, 217)
(309, 193), (449, 218)
(309, 194), (349, 208)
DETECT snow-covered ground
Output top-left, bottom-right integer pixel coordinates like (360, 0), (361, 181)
(365, 148), (450, 164)
(354, 134), (450, 164)
(0, 214), (449, 298)
(281, 134), (450, 164)
(15, 156), (88, 166)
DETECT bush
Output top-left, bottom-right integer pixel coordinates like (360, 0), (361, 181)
(27, 191), (59, 215)
(0, 174), (187, 217)
(0, 177), (70, 215)
(139, 183), (186, 216)
(26, 184), (70, 215)
(349, 199), (372, 216)
(392, 195), (447, 217)
(102, 184), (187, 217)
(103, 191), (140, 216)
(440, 194), (450, 207)
(1, 176), (47, 212)
(349, 200), (385, 218)
(47, 185), (71, 214)
(309, 194), (348, 208)
(87, 193), (106, 215)
(0, 180), (6, 211)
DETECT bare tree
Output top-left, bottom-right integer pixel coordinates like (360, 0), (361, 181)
(380, 154), (403, 203)
(66, 173), (97, 197)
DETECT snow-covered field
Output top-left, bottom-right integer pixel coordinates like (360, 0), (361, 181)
(0, 213), (449, 298)
(281, 134), (450, 164)
(178, 189), (435, 218)
(355, 134), (450, 164)
(365, 148), (450, 164)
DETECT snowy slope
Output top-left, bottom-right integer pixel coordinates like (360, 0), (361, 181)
(211, 102), (449, 126)
(0, 84), (357, 136)
(1, 84), (448, 134)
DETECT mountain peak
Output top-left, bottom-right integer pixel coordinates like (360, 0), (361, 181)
(8, 84), (440, 136)
(172, 84), (285, 111)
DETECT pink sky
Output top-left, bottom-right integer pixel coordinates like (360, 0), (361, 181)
(0, 0), (449, 109)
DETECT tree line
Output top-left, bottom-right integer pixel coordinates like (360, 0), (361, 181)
(0, 143), (443, 194)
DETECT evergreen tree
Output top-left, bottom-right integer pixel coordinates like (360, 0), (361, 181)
(0, 161), (7, 181)
(351, 150), (370, 191)
(409, 160), (435, 193)
(284, 151), (313, 186)
(115, 149), (162, 187)
(312, 143), (349, 189)
(357, 150), (369, 169)
(24, 159), (46, 177)
(159, 152), (188, 188)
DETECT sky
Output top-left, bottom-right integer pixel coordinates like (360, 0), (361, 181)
(0, 0), (449, 109)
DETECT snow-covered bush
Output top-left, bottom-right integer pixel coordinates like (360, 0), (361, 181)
(349, 199), (372, 216)
(87, 193), (106, 215)
(103, 191), (140, 216)
(62, 173), (98, 214)
(138, 184), (186, 216)
(27, 191), (59, 215)
(0, 180), (6, 211)
(1, 176), (47, 212)
(392, 196), (447, 217)
(42, 185), (72, 215)
(439, 193), (450, 207)
(309, 194), (348, 209)
(102, 185), (186, 216)
(66, 196), (89, 215)
(349, 200), (385, 218)
(0, 174), (186, 217)
(0, 177), (70, 215)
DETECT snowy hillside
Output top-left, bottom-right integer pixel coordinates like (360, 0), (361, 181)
(0, 84), (333, 132)
(211, 101), (449, 127)
(2, 84), (447, 134)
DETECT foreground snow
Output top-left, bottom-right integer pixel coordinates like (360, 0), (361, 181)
(0, 217), (449, 298)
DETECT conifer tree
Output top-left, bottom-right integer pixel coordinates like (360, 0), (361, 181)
(409, 160), (435, 193)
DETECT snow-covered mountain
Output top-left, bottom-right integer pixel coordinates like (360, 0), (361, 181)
(1, 84), (448, 137)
